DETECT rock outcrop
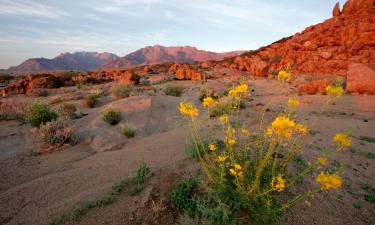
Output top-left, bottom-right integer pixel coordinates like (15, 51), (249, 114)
(169, 64), (205, 80)
(221, 0), (375, 79)
(346, 63), (375, 94)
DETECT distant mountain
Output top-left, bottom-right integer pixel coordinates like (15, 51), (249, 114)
(7, 52), (119, 73)
(102, 45), (243, 69)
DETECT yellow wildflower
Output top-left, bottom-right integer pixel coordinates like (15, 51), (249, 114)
(272, 174), (285, 192)
(234, 163), (242, 170)
(332, 133), (352, 149)
(288, 98), (299, 107)
(317, 157), (328, 166)
(229, 168), (237, 175)
(316, 172), (343, 190)
(179, 102), (198, 117)
(266, 128), (273, 137)
(219, 114), (229, 123)
(228, 83), (249, 97)
(296, 124), (309, 135)
(271, 116), (296, 139)
(241, 128), (249, 136)
(208, 144), (216, 151)
(227, 139), (236, 145)
(277, 70), (291, 81)
(202, 97), (217, 108)
(218, 155), (227, 162)
(325, 85), (344, 97)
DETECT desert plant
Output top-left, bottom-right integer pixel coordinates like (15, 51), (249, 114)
(58, 102), (77, 118)
(25, 102), (58, 127)
(0, 98), (29, 121)
(85, 93), (99, 108)
(199, 89), (219, 102)
(102, 109), (122, 125)
(38, 117), (75, 147)
(122, 126), (136, 138)
(131, 160), (150, 194)
(164, 84), (185, 97)
(171, 178), (200, 217)
(177, 78), (351, 224)
(111, 84), (133, 99)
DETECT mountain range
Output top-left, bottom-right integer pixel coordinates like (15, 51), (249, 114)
(6, 45), (242, 73)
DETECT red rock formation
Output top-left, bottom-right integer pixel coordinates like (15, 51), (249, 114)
(222, 0), (375, 80)
(118, 71), (140, 85)
(332, 2), (341, 16)
(169, 64), (204, 80)
(298, 79), (333, 95)
(346, 63), (375, 94)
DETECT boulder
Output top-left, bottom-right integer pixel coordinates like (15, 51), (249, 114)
(346, 63), (375, 95)
(248, 57), (270, 76)
(119, 70), (140, 85)
(27, 74), (63, 92)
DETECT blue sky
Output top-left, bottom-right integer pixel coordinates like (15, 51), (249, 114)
(0, 0), (346, 69)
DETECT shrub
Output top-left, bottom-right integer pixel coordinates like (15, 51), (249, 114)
(111, 84), (133, 99)
(85, 93), (99, 108)
(59, 102), (77, 118)
(199, 89), (219, 102)
(177, 81), (351, 224)
(102, 109), (121, 125)
(25, 102), (57, 127)
(38, 117), (75, 147)
(0, 98), (29, 121)
(171, 178), (200, 217)
(164, 84), (185, 97)
(122, 126), (136, 138)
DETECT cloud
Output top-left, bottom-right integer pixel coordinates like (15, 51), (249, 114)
(0, 0), (68, 18)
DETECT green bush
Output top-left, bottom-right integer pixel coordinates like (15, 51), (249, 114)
(132, 160), (150, 194)
(164, 84), (185, 97)
(102, 109), (122, 125)
(111, 84), (133, 99)
(25, 102), (57, 127)
(171, 178), (200, 217)
(85, 93), (99, 108)
(122, 126), (136, 138)
(59, 102), (77, 118)
(199, 89), (219, 102)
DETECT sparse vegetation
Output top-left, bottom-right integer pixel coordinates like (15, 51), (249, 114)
(199, 88), (219, 102)
(58, 102), (77, 118)
(171, 178), (200, 217)
(111, 84), (133, 99)
(359, 136), (375, 143)
(0, 98), (29, 121)
(102, 109), (122, 125)
(25, 102), (58, 127)
(131, 160), (150, 194)
(122, 125), (136, 138)
(164, 84), (185, 97)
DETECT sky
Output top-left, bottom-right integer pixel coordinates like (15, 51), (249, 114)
(0, 0), (346, 69)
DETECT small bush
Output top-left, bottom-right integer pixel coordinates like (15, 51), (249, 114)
(132, 160), (150, 194)
(164, 84), (185, 97)
(111, 84), (133, 99)
(38, 117), (75, 147)
(199, 89), (219, 102)
(25, 102), (57, 127)
(0, 98), (29, 121)
(59, 102), (77, 118)
(102, 109), (122, 125)
(211, 102), (232, 117)
(122, 126), (136, 138)
(85, 93), (99, 108)
(171, 178), (200, 217)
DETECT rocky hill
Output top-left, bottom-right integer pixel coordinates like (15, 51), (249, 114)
(101, 45), (242, 69)
(221, 0), (374, 75)
(7, 52), (119, 73)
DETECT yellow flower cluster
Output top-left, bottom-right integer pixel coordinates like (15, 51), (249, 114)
(317, 157), (328, 166)
(332, 133), (352, 149)
(277, 70), (291, 81)
(227, 139), (236, 145)
(295, 124), (309, 135)
(229, 83), (248, 97)
(219, 114), (229, 123)
(325, 85), (344, 97)
(202, 97), (217, 108)
(229, 163), (243, 177)
(271, 116), (296, 139)
(316, 172), (343, 190)
(241, 128), (249, 136)
(272, 174), (285, 192)
(179, 102), (198, 117)
(208, 144), (216, 151)
(218, 155), (227, 162)
(288, 98), (299, 107)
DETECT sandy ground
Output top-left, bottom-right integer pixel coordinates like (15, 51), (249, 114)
(0, 71), (374, 225)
